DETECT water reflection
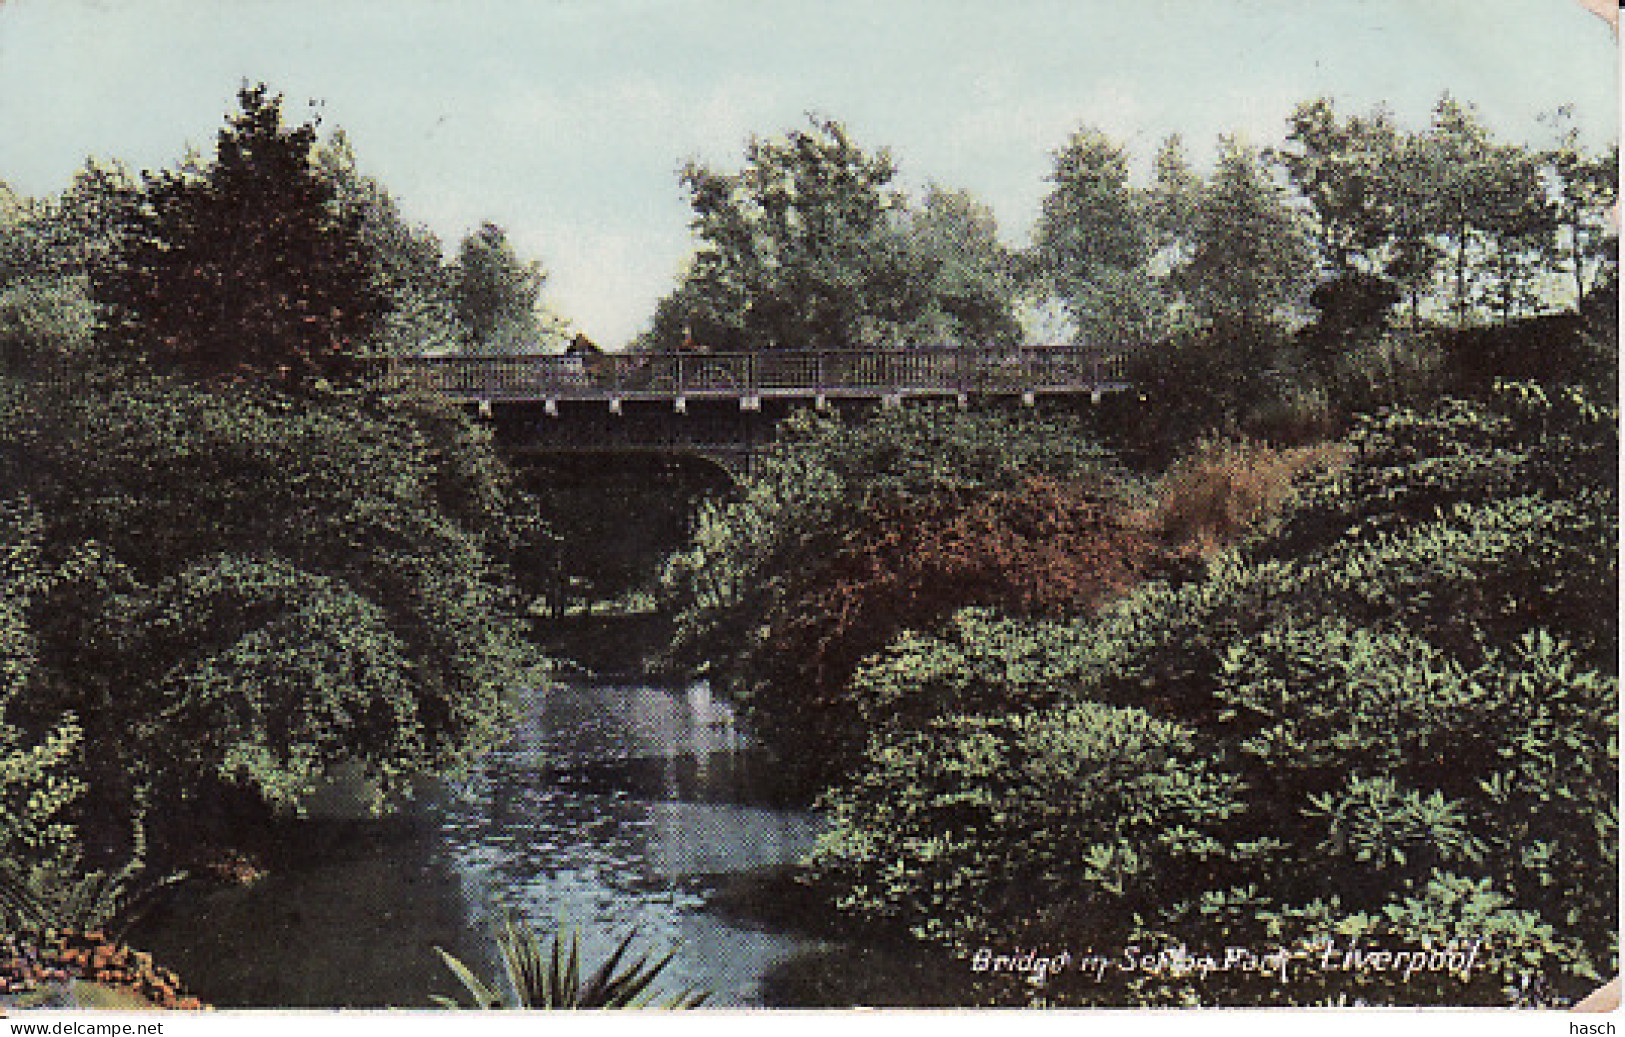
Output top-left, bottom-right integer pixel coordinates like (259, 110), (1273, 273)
(442, 680), (827, 1005)
(137, 679), (828, 1008)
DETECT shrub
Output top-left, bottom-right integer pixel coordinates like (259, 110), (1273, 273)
(1327, 329), (1445, 413)
(811, 383), (1617, 1005)
(1138, 437), (1346, 550)
(1242, 382), (1339, 444)
(0, 366), (544, 865)
(812, 702), (1247, 955)
(736, 475), (1183, 786)
(660, 405), (1146, 790)
(0, 498), (83, 894)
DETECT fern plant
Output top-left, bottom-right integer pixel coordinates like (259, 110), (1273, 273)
(433, 914), (708, 1009)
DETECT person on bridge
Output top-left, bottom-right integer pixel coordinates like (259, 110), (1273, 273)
(679, 324), (712, 355)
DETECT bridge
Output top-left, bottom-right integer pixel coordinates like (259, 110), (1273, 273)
(383, 345), (1131, 476)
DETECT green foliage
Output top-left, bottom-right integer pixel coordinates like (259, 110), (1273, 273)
(453, 222), (552, 355)
(1032, 126), (1164, 346)
(812, 380), (1616, 1005)
(1540, 107), (1618, 309)
(890, 186), (1022, 347)
(0, 90), (558, 957)
(316, 132), (464, 357)
(1025, 94), (1616, 459)
(659, 115), (905, 351)
(90, 84), (386, 386)
(1183, 137), (1316, 331)
(1422, 95), (1554, 326)
(660, 405), (1130, 789)
(643, 116), (1018, 352)
(0, 277), (96, 369)
(1035, 128), (1147, 282)
(664, 403), (1119, 639)
(813, 702), (1246, 953)
(1275, 94), (1615, 339)
(0, 498), (164, 940)
(433, 915), (707, 1009)
(0, 362), (542, 863)
(0, 499), (83, 883)
(1277, 99), (1402, 286)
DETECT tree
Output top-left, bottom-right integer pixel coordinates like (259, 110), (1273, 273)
(1146, 134), (1201, 261)
(1183, 136), (1315, 332)
(0, 497), (83, 895)
(890, 186), (1020, 347)
(1385, 130), (1447, 326)
(0, 186), (99, 369)
(1141, 133), (1204, 334)
(0, 365), (543, 862)
(452, 222), (550, 354)
(1032, 127), (1161, 346)
(1539, 107), (1619, 311)
(1277, 99), (1406, 340)
(659, 115), (917, 352)
(1278, 99), (1401, 282)
(318, 133), (462, 356)
(1420, 95), (1555, 327)
(659, 405), (1137, 791)
(92, 84), (387, 385)
(1475, 147), (1554, 322)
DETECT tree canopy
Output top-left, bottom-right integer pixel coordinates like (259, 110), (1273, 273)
(641, 116), (1019, 352)
(0, 83), (547, 903)
(92, 85), (387, 386)
(453, 221), (552, 354)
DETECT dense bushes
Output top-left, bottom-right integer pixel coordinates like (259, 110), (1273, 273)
(662, 401), (1351, 792)
(0, 499), (83, 900)
(661, 405), (1176, 789)
(737, 475), (1185, 786)
(1139, 438), (1346, 549)
(0, 362), (544, 871)
(0, 84), (560, 958)
(809, 380), (1616, 1006)
(816, 702), (1247, 954)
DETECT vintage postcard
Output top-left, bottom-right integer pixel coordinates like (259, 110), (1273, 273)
(0, 0), (1616, 1028)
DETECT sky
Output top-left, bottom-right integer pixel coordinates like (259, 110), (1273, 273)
(0, 0), (1617, 348)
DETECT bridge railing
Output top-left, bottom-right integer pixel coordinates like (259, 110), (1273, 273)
(381, 346), (1126, 400)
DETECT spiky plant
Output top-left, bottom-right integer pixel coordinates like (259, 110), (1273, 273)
(433, 914), (708, 1009)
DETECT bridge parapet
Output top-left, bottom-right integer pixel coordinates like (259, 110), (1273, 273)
(382, 345), (1127, 403)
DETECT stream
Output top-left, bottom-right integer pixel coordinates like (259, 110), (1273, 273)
(134, 680), (839, 1008)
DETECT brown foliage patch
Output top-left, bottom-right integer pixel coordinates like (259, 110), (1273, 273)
(1140, 438), (1348, 552)
(744, 476), (1183, 771)
(0, 930), (205, 1008)
(743, 442), (1345, 788)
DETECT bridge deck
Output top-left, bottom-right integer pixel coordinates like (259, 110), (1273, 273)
(384, 346), (1127, 402)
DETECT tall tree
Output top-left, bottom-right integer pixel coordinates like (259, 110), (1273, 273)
(452, 222), (548, 354)
(1278, 99), (1401, 279)
(1277, 99), (1405, 338)
(318, 133), (462, 356)
(1183, 137), (1315, 331)
(1419, 95), (1548, 327)
(92, 84), (387, 385)
(1034, 127), (1146, 282)
(668, 115), (910, 351)
(891, 185), (1020, 347)
(1384, 131), (1446, 327)
(1539, 107), (1619, 311)
(1032, 127), (1161, 346)
(1475, 145), (1554, 322)
(1147, 133), (1201, 262)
